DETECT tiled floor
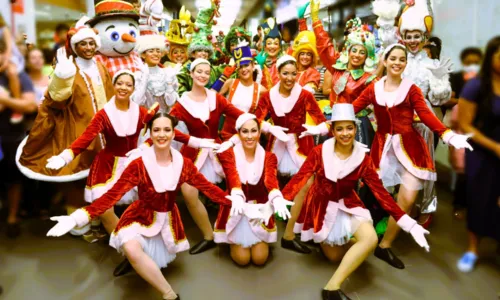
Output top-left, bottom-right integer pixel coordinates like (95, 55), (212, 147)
(0, 186), (499, 300)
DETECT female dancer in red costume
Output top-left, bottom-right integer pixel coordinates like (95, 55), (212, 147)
(214, 114), (293, 266)
(282, 103), (430, 300)
(352, 44), (472, 269)
(47, 113), (247, 300)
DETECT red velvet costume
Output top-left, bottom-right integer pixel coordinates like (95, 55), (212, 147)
(313, 20), (376, 105)
(66, 99), (148, 204)
(352, 78), (450, 182)
(295, 19), (321, 90)
(214, 144), (280, 245)
(71, 147), (232, 267)
(297, 67), (321, 90)
(220, 80), (263, 141)
(169, 88), (244, 183)
(254, 85), (327, 175)
(282, 139), (408, 243)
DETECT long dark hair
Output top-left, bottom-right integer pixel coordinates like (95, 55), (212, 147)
(475, 36), (500, 132)
(147, 112), (179, 131)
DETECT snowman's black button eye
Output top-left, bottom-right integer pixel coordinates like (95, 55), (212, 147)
(130, 31), (137, 38)
(110, 31), (120, 42)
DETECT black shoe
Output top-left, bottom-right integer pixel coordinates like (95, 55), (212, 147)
(189, 239), (216, 255)
(0, 285), (3, 295)
(281, 236), (311, 254)
(113, 259), (133, 277)
(6, 222), (21, 239)
(322, 289), (351, 300)
(374, 246), (405, 269)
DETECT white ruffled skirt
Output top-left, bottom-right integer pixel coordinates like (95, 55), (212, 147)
(199, 156), (224, 184)
(227, 216), (262, 248)
(323, 210), (370, 246)
(277, 150), (300, 177)
(379, 145), (424, 192)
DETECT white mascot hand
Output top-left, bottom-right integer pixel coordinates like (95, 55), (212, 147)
(47, 216), (77, 237)
(46, 155), (68, 170)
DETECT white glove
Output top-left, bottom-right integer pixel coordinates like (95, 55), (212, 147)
(427, 57), (453, 79)
(269, 125), (290, 142)
(187, 137), (220, 150)
(449, 133), (474, 151)
(54, 47), (76, 79)
(272, 197), (294, 220)
(243, 203), (266, 226)
(409, 224), (430, 252)
(299, 123), (329, 139)
(46, 216), (77, 237)
(46, 155), (67, 170)
(258, 201), (275, 226)
(226, 194), (245, 217)
(215, 140), (235, 154)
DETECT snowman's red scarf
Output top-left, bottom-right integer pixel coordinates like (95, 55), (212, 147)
(94, 52), (140, 78)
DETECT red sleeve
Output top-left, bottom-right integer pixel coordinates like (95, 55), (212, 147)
(304, 91), (327, 124)
(174, 129), (191, 145)
(217, 149), (242, 190)
(184, 159), (232, 206)
(298, 18), (307, 31)
(352, 85), (374, 114)
(305, 68), (321, 89)
(219, 94), (244, 120)
(254, 93), (270, 122)
(263, 153), (280, 192)
(282, 146), (321, 200)
(313, 21), (340, 76)
(169, 103), (183, 121)
(69, 110), (106, 156)
(409, 86), (449, 136)
(83, 158), (142, 219)
(360, 156), (405, 221)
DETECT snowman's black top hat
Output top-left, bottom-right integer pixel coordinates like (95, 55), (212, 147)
(86, 0), (139, 27)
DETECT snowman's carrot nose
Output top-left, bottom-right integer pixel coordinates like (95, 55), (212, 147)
(122, 33), (136, 43)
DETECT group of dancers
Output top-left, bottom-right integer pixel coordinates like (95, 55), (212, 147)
(15, 0), (475, 299)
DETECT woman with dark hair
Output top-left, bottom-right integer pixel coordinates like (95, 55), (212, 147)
(352, 44), (472, 269)
(423, 37), (443, 60)
(46, 113), (248, 300)
(25, 47), (49, 105)
(457, 36), (500, 273)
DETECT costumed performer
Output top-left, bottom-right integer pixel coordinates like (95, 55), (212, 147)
(352, 44), (472, 269)
(255, 17), (282, 90)
(164, 6), (193, 67)
(282, 103), (430, 300)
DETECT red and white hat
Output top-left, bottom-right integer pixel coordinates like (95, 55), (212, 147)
(135, 0), (166, 54)
(68, 16), (101, 53)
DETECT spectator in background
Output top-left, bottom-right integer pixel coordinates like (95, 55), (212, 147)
(0, 38), (37, 238)
(41, 47), (55, 76)
(457, 36), (500, 273)
(448, 47), (483, 219)
(423, 36), (442, 60)
(25, 48), (49, 105)
(52, 23), (69, 54)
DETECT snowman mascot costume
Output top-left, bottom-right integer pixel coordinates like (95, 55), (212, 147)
(86, 0), (141, 78)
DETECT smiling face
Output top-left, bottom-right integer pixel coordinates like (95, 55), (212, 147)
(193, 50), (210, 60)
(170, 46), (187, 64)
(265, 38), (281, 58)
(142, 48), (162, 66)
(347, 45), (367, 69)
(27, 49), (45, 72)
(93, 18), (138, 57)
(404, 30), (425, 54)
(237, 62), (254, 81)
(238, 119), (261, 150)
(332, 120), (356, 147)
(190, 63), (211, 87)
(74, 38), (97, 60)
(278, 63), (297, 92)
(151, 117), (175, 150)
(298, 51), (313, 69)
(384, 48), (408, 77)
(113, 73), (135, 101)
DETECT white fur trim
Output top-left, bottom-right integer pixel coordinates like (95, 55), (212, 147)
(230, 188), (246, 201)
(235, 113), (258, 131)
(396, 214), (417, 232)
(70, 208), (91, 228)
(15, 136), (90, 182)
(270, 83), (302, 117)
(322, 138), (368, 182)
(374, 77), (414, 107)
(268, 189), (283, 203)
(103, 97), (140, 137)
(187, 136), (202, 148)
(70, 28), (101, 53)
(141, 146), (184, 192)
(233, 143), (265, 185)
(135, 34), (166, 54)
(276, 55), (296, 70)
(190, 58), (211, 72)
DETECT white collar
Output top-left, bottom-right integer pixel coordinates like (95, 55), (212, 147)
(75, 56), (96, 70)
(322, 138), (369, 182)
(141, 146), (184, 193)
(103, 97), (140, 137)
(374, 76), (414, 107)
(269, 82), (303, 117)
(233, 143), (266, 185)
(177, 88), (217, 113)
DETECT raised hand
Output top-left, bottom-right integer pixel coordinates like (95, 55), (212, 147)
(47, 216), (77, 237)
(55, 47), (76, 79)
(310, 0), (321, 22)
(428, 57), (453, 78)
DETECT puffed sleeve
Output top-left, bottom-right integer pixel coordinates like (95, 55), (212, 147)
(263, 153), (282, 201)
(360, 156), (405, 221)
(68, 110), (107, 157)
(217, 149), (242, 191)
(254, 92), (270, 122)
(183, 159), (232, 206)
(352, 85), (374, 114)
(282, 146), (321, 200)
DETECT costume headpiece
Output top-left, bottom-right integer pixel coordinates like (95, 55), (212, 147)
(68, 16), (102, 54)
(86, 0), (139, 27)
(260, 17), (281, 41)
(276, 54), (296, 70)
(399, 0), (434, 35)
(187, 0), (220, 58)
(292, 30), (318, 68)
(235, 113), (258, 130)
(112, 69), (135, 84)
(190, 58), (211, 72)
(224, 27), (252, 55)
(166, 6), (194, 46)
(135, 0), (166, 55)
(231, 39), (253, 68)
(328, 103), (361, 125)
